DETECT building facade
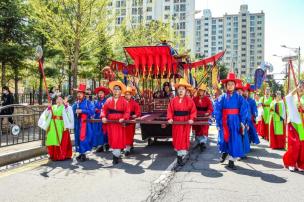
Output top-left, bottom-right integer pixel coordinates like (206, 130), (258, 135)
(107, 0), (196, 54)
(195, 5), (265, 78)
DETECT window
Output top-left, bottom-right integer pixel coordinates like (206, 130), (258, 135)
(257, 27), (262, 30)
(174, 5), (179, 12)
(205, 23), (209, 26)
(212, 30), (216, 35)
(165, 6), (170, 11)
(204, 45), (208, 48)
(242, 19), (246, 22)
(180, 31), (185, 38)
(204, 34), (208, 37)
(180, 13), (186, 20)
(212, 42), (216, 46)
(212, 36), (216, 40)
(146, 15), (152, 20)
(250, 16), (255, 20)
(257, 21), (262, 24)
(180, 22), (185, 29)
(147, 7), (152, 12)
(204, 39), (208, 42)
(180, 4), (186, 11)
(250, 39), (255, 43)
(234, 16), (238, 21)
(250, 27), (255, 32)
(212, 25), (216, 29)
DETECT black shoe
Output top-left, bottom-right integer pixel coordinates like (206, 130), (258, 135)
(125, 151), (130, 156)
(227, 160), (236, 170)
(220, 153), (228, 163)
(112, 155), (119, 165)
(95, 146), (104, 153)
(105, 144), (110, 151)
(77, 154), (87, 162)
(76, 154), (82, 161)
(177, 156), (184, 166)
(199, 143), (206, 152)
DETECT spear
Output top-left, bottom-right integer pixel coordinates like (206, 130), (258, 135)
(36, 46), (62, 152)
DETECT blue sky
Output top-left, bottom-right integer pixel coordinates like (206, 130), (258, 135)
(195, 0), (304, 79)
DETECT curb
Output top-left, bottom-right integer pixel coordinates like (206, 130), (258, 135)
(0, 146), (47, 167)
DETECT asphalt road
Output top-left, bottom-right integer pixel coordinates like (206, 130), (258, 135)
(0, 127), (303, 202)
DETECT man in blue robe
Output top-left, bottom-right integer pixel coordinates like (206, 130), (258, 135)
(215, 72), (248, 169)
(72, 84), (95, 162)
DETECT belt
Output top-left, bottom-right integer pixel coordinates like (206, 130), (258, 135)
(108, 109), (123, 114)
(197, 107), (208, 111)
(174, 111), (189, 116)
(262, 104), (270, 107)
(52, 116), (63, 120)
(222, 109), (240, 142)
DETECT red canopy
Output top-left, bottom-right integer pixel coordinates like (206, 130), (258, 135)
(183, 51), (225, 69)
(110, 46), (225, 76)
(124, 46), (178, 76)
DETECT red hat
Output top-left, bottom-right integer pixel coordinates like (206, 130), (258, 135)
(243, 83), (254, 92)
(73, 83), (87, 93)
(235, 80), (243, 90)
(221, 72), (241, 84)
(94, 86), (110, 95)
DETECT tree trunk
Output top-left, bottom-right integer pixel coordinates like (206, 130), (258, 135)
(14, 66), (19, 104)
(68, 60), (72, 95)
(1, 61), (6, 88)
(72, 1), (81, 96)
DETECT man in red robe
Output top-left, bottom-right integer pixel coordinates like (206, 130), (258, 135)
(101, 81), (130, 165)
(193, 84), (213, 152)
(167, 78), (197, 166)
(124, 86), (141, 156)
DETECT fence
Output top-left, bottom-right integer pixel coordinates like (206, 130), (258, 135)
(0, 93), (48, 105)
(0, 104), (46, 147)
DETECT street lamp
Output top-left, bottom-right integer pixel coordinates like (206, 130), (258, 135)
(281, 45), (301, 82)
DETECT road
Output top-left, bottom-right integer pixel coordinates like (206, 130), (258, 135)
(0, 127), (303, 202)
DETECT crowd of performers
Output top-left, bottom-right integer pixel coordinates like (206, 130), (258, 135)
(38, 73), (304, 171)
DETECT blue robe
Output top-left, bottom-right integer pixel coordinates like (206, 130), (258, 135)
(245, 97), (260, 145)
(215, 92), (248, 158)
(92, 98), (108, 147)
(72, 98), (94, 154)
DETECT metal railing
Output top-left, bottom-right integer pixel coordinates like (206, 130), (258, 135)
(0, 104), (46, 147)
(0, 93), (48, 105)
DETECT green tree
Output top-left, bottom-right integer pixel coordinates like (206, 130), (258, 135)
(29, 0), (111, 91)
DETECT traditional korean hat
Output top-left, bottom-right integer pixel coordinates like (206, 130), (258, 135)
(243, 83), (254, 92)
(235, 80), (244, 90)
(73, 83), (87, 93)
(124, 86), (136, 96)
(109, 80), (127, 93)
(175, 78), (191, 89)
(221, 71), (241, 85)
(198, 83), (207, 91)
(94, 86), (110, 95)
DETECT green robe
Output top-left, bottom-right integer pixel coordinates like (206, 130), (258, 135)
(46, 105), (65, 146)
(292, 95), (304, 140)
(259, 96), (273, 124)
(269, 100), (285, 135)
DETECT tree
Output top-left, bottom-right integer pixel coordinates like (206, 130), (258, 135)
(29, 0), (111, 92)
(0, 0), (28, 89)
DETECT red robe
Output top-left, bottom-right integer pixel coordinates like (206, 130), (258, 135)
(167, 96), (197, 150)
(193, 96), (213, 136)
(283, 123), (304, 169)
(125, 99), (141, 146)
(101, 97), (130, 149)
(269, 120), (286, 149)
